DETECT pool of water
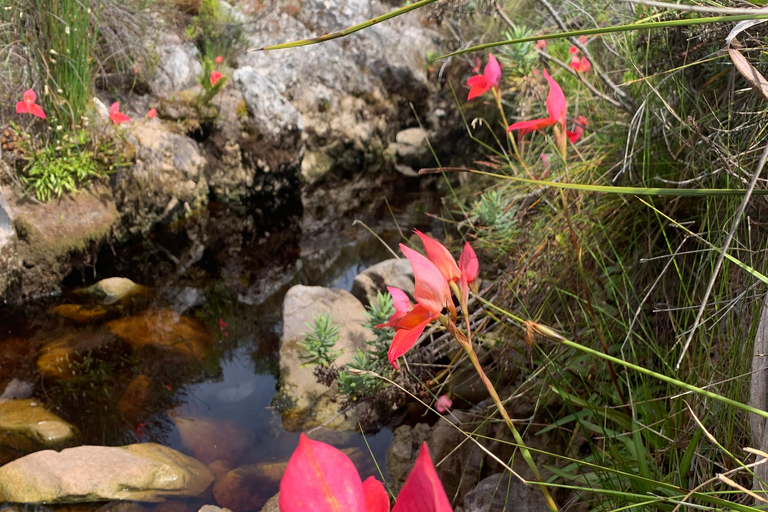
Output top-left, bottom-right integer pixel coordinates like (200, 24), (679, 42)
(0, 189), (445, 511)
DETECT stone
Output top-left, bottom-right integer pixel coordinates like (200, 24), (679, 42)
(395, 127), (428, 147)
(0, 379), (33, 400)
(350, 258), (414, 305)
(118, 375), (152, 424)
(37, 331), (122, 379)
(79, 277), (149, 305)
(279, 285), (373, 431)
(107, 308), (212, 361)
(0, 399), (77, 452)
(154, 502), (191, 512)
(387, 423), (432, 492)
(50, 304), (113, 323)
(257, 494), (279, 512)
(97, 503), (149, 512)
(175, 416), (249, 465)
(199, 507), (232, 512)
(212, 461), (286, 512)
(0, 188), (18, 301)
(0, 443), (215, 503)
(458, 472), (550, 512)
(149, 33), (203, 96)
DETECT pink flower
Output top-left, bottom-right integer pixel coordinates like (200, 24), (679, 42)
(436, 394), (453, 413)
(279, 434), (451, 512)
(534, 40), (547, 50)
(472, 57), (481, 74)
(415, 230), (461, 283)
(570, 55), (591, 73)
(377, 287), (413, 328)
(566, 115), (588, 143)
(458, 242), (479, 307)
(146, 108), (156, 119)
(218, 318), (228, 330)
(16, 89), (45, 119)
(215, 55), (223, 64)
(109, 102), (130, 125)
(578, 35), (588, 44)
(466, 53), (501, 100)
(569, 46), (579, 54)
(506, 70), (566, 137)
(210, 70), (223, 86)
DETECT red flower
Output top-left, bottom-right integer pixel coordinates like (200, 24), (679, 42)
(376, 287), (413, 328)
(506, 70), (566, 137)
(218, 318), (229, 330)
(566, 115), (588, 143)
(458, 242), (479, 307)
(471, 57), (481, 74)
(570, 55), (591, 73)
(569, 46), (579, 54)
(534, 39), (547, 50)
(415, 230), (461, 283)
(210, 70), (223, 86)
(16, 89), (45, 119)
(279, 434), (451, 512)
(578, 35), (588, 44)
(215, 55), (223, 64)
(146, 108), (156, 119)
(466, 53), (501, 100)
(109, 102), (130, 125)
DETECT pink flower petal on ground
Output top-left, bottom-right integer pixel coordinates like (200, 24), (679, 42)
(484, 54), (501, 88)
(363, 476), (390, 512)
(436, 395), (453, 413)
(415, 230), (461, 283)
(543, 70), (566, 129)
(400, 244), (451, 315)
(279, 434), (366, 512)
(392, 443), (453, 512)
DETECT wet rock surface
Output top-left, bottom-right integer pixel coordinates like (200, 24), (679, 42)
(0, 399), (77, 453)
(78, 277), (149, 305)
(175, 416), (250, 466)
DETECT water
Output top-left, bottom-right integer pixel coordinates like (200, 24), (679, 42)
(0, 189), (445, 511)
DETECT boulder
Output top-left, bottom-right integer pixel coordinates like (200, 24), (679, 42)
(0, 189), (18, 301)
(385, 127), (433, 174)
(49, 304), (113, 324)
(212, 461), (285, 512)
(456, 472), (550, 512)
(78, 277), (149, 305)
(0, 399), (77, 452)
(118, 375), (153, 424)
(0, 443), (214, 503)
(350, 258), (414, 305)
(107, 308), (212, 361)
(199, 507), (232, 512)
(36, 331), (123, 379)
(149, 33), (203, 97)
(257, 496), (279, 512)
(175, 416), (249, 465)
(279, 285), (373, 431)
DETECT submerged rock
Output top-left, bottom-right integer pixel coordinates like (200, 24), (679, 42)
(212, 461), (286, 512)
(279, 285), (373, 431)
(50, 304), (113, 324)
(0, 399), (77, 452)
(350, 258), (414, 305)
(0, 443), (214, 503)
(118, 374), (153, 425)
(37, 331), (123, 379)
(457, 472), (550, 512)
(78, 277), (149, 305)
(175, 416), (250, 465)
(107, 308), (212, 361)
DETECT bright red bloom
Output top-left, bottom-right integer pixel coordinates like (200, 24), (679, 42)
(436, 394), (453, 414)
(415, 230), (461, 283)
(210, 70), (223, 86)
(458, 242), (479, 307)
(377, 287), (413, 328)
(280, 435), (450, 512)
(466, 53), (501, 100)
(566, 115), (588, 143)
(570, 55), (591, 73)
(146, 108), (156, 119)
(16, 89), (45, 119)
(401, 244), (452, 316)
(215, 55), (223, 64)
(506, 70), (566, 136)
(218, 318), (228, 330)
(534, 39), (547, 50)
(109, 102), (130, 125)
(569, 46), (579, 54)
(389, 304), (440, 369)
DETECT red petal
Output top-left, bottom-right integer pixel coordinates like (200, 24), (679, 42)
(484, 54), (501, 87)
(279, 433), (366, 512)
(395, 304), (435, 330)
(392, 443), (452, 512)
(110, 102), (120, 115)
(23, 89), (36, 103)
(543, 70), (567, 127)
(16, 102), (29, 114)
(388, 315), (433, 369)
(363, 477), (390, 512)
(111, 111), (131, 125)
(388, 286), (413, 315)
(569, 46), (579, 54)
(415, 230), (460, 282)
(146, 108), (157, 119)
(458, 243), (478, 284)
(400, 244), (450, 315)
(29, 104), (46, 119)
(506, 117), (555, 135)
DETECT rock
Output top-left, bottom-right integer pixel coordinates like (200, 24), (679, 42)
(79, 277), (149, 305)
(97, 503), (149, 512)
(395, 127), (428, 147)
(118, 375), (152, 424)
(149, 33), (203, 97)
(0, 189), (19, 301)
(50, 304), (113, 323)
(116, 123), (207, 236)
(175, 416), (249, 465)
(386, 127), (433, 172)
(154, 502), (191, 512)
(278, 285), (373, 431)
(350, 258), (414, 305)
(257, 494), (279, 512)
(107, 308), (212, 361)
(387, 423), (432, 492)
(0, 399), (77, 452)
(37, 331), (122, 379)
(0, 379), (33, 400)
(162, 286), (206, 314)
(457, 472), (550, 512)
(212, 461), (286, 512)
(0, 443), (214, 503)
(207, 460), (234, 479)
(199, 506), (232, 512)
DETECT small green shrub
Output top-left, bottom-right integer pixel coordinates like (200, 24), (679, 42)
(299, 314), (341, 367)
(337, 349), (381, 400)
(187, 0), (243, 63)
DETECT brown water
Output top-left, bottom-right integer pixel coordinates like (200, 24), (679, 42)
(0, 189), (444, 512)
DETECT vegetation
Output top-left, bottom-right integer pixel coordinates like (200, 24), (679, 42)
(299, 314), (342, 367)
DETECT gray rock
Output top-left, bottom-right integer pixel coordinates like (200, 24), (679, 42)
(0, 379), (33, 400)
(0, 443), (214, 503)
(0, 399), (77, 453)
(149, 33), (203, 96)
(79, 277), (148, 305)
(459, 472), (550, 512)
(199, 506), (232, 512)
(351, 258), (414, 305)
(233, 68), (303, 145)
(279, 285), (373, 431)
(0, 189), (18, 299)
(258, 495), (279, 512)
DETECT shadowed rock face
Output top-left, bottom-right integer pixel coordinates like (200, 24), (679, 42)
(0, 443), (214, 503)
